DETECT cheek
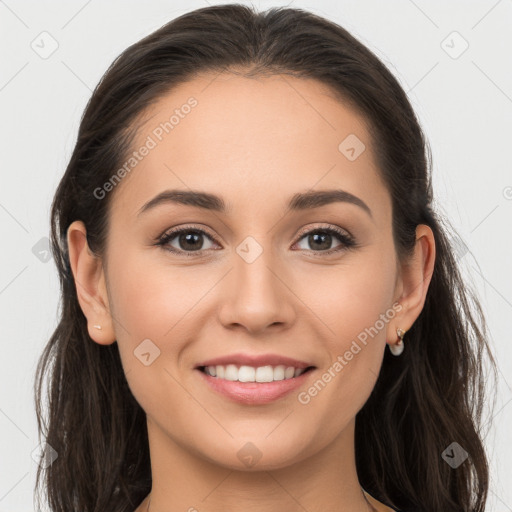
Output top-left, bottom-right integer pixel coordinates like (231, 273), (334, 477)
(105, 250), (196, 411)
(335, 269), (392, 343)
(106, 248), (221, 380)
(298, 250), (396, 344)
(297, 252), (397, 405)
(107, 247), (198, 336)
(304, 254), (396, 415)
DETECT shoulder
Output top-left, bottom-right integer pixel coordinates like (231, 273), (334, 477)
(363, 490), (399, 512)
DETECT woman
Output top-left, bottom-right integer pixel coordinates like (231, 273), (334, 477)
(34, 4), (497, 512)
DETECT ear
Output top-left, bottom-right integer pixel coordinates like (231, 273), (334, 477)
(66, 220), (116, 345)
(388, 224), (436, 347)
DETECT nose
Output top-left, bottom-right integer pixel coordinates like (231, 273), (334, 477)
(216, 240), (296, 335)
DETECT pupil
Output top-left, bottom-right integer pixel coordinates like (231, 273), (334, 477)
(180, 232), (202, 250)
(310, 233), (331, 250)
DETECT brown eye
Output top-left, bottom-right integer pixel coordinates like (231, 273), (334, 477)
(294, 226), (355, 254)
(157, 227), (218, 256)
(156, 224), (356, 258)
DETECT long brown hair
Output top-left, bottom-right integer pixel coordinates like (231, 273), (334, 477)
(34, 4), (498, 511)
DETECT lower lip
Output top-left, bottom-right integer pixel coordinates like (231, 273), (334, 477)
(195, 368), (315, 405)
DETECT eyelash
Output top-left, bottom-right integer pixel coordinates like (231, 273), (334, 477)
(155, 224), (357, 258)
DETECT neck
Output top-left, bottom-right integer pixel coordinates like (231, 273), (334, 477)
(140, 417), (378, 512)
(145, 491), (377, 512)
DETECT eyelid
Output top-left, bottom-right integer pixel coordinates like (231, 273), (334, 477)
(291, 223), (356, 255)
(157, 224), (220, 250)
(294, 222), (352, 240)
(158, 223), (351, 242)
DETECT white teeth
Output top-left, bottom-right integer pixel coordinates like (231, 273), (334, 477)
(273, 365), (285, 381)
(238, 365), (255, 382)
(255, 366), (274, 382)
(286, 367), (296, 379)
(225, 364), (238, 381)
(203, 364), (309, 382)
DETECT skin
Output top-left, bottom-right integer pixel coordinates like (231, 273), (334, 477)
(67, 72), (435, 512)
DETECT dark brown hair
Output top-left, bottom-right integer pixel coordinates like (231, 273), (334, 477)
(34, 4), (498, 512)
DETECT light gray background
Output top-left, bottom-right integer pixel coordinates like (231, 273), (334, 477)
(1, 1), (511, 511)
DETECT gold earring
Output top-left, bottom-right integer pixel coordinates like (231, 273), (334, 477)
(389, 327), (406, 356)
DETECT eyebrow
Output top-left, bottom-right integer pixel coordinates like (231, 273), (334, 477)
(137, 188), (373, 219)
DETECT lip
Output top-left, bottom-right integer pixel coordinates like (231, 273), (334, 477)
(195, 352), (314, 370)
(196, 366), (316, 405)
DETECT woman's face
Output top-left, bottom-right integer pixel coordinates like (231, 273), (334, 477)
(86, 72), (410, 469)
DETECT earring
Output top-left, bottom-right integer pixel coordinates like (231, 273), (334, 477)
(389, 328), (406, 356)
(93, 324), (102, 330)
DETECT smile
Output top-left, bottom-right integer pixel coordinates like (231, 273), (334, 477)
(196, 365), (316, 404)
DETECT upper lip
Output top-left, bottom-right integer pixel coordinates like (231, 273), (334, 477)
(195, 353), (315, 369)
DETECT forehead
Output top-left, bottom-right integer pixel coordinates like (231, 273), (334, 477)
(109, 71), (389, 222)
